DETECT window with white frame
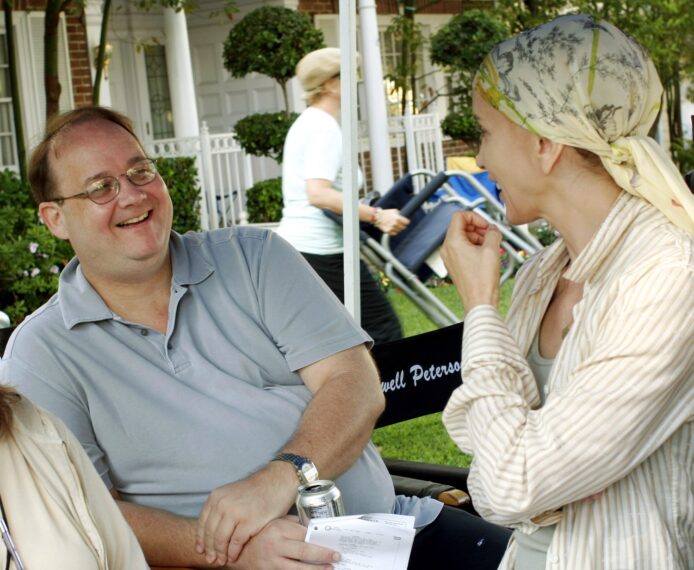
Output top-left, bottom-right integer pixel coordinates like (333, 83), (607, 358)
(314, 14), (445, 119)
(379, 25), (431, 116)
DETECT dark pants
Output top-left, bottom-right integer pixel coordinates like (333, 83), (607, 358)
(301, 252), (402, 345)
(408, 506), (511, 570)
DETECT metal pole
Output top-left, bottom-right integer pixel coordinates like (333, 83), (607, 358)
(339, 0), (360, 323)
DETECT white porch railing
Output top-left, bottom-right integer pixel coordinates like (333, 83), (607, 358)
(145, 113), (443, 231)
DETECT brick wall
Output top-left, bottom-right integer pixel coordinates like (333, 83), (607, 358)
(13, 1), (93, 107)
(65, 10), (92, 107)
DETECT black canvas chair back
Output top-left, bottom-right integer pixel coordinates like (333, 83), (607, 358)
(371, 322), (472, 503)
(372, 321), (464, 427)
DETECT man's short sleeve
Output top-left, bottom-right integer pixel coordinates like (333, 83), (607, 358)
(252, 231), (371, 371)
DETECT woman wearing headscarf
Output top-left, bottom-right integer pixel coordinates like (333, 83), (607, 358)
(441, 14), (694, 569)
(277, 47), (409, 344)
(0, 385), (148, 569)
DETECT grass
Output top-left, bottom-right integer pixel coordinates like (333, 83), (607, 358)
(371, 279), (514, 468)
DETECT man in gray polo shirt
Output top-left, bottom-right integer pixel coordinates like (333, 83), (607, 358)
(0, 106), (405, 568)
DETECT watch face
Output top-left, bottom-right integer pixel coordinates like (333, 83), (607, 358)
(299, 462), (319, 484)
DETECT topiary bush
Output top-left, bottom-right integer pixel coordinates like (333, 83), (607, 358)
(245, 177), (283, 223)
(233, 112), (299, 163)
(156, 156), (202, 233)
(223, 6), (324, 111)
(0, 170), (74, 324)
(430, 10), (509, 143)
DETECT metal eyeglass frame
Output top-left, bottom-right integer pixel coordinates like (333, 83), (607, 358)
(47, 158), (159, 205)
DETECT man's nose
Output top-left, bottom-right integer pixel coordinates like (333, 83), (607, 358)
(117, 176), (147, 204)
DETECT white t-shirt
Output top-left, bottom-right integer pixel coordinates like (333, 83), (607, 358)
(277, 107), (362, 254)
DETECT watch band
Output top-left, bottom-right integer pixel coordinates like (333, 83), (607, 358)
(272, 452), (319, 485)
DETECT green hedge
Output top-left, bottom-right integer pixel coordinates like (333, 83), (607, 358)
(246, 177), (283, 223)
(0, 170), (74, 324)
(156, 156), (202, 234)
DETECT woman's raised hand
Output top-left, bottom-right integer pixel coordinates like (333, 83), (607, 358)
(441, 211), (503, 310)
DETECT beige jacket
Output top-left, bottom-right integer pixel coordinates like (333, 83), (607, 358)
(0, 397), (148, 569)
(444, 193), (694, 569)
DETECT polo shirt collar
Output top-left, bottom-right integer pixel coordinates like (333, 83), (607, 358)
(169, 231), (215, 287)
(59, 231), (214, 329)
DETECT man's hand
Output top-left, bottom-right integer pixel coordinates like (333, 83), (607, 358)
(376, 209), (410, 236)
(229, 517), (340, 570)
(441, 211), (502, 309)
(196, 462), (299, 566)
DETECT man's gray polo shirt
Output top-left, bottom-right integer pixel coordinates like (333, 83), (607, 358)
(1, 228), (397, 517)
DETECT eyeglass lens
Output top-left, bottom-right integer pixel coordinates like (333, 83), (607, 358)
(87, 160), (157, 204)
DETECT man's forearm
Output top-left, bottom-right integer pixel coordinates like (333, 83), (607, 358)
(287, 366), (385, 480)
(118, 500), (220, 568)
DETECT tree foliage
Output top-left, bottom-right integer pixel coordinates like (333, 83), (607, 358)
(384, 0), (426, 114)
(493, 0), (566, 33)
(223, 6), (324, 111)
(429, 10), (509, 142)
(573, 0), (694, 148)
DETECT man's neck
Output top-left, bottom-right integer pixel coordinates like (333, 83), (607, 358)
(83, 256), (173, 334)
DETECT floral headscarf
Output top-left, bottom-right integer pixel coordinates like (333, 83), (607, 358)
(474, 14), (694, 235)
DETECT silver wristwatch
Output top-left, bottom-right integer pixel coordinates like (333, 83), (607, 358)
(272, 452), (319, 485)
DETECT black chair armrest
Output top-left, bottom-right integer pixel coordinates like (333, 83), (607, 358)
(390, 475), (472, 509)
(385, 458), (470, 493)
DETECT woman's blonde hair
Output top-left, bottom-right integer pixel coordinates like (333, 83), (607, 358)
(0, 385), (20, 438)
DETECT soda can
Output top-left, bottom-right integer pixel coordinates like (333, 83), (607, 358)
(296, 479), (345, 526)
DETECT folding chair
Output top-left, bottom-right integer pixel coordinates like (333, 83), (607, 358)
(371, 322), (474, 512)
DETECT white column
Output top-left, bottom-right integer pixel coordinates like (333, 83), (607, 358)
(84, 0), (111, 107)
(358, 0), (394, 194)
(164, 7), (199, 138)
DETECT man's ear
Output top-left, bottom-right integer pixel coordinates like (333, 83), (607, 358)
(38, 201), (70, 241)
(536, 136), (565, 175)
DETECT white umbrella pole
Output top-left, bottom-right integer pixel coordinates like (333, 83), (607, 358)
(340, 0), (361, 324)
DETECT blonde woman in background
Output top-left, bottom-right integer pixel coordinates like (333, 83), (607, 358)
(441, 14), (694, 569)
(277, 47), (409, 344)
(0, 385), (148, 569)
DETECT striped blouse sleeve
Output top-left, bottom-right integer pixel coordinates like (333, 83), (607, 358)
(442, 262), (694, 527)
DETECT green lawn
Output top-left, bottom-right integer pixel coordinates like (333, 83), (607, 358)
(371, 279), (514, 468)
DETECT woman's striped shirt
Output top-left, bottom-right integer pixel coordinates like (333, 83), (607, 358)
(443, 192), (694, 569)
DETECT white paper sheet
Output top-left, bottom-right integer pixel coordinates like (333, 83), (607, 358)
(305, 514), (415, 570)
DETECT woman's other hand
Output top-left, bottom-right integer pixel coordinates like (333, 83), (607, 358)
(441, 211), (503, 310)
(376, 209), (410, 236)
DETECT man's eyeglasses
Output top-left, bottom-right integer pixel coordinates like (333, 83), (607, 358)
(48, 158), (159, 205)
